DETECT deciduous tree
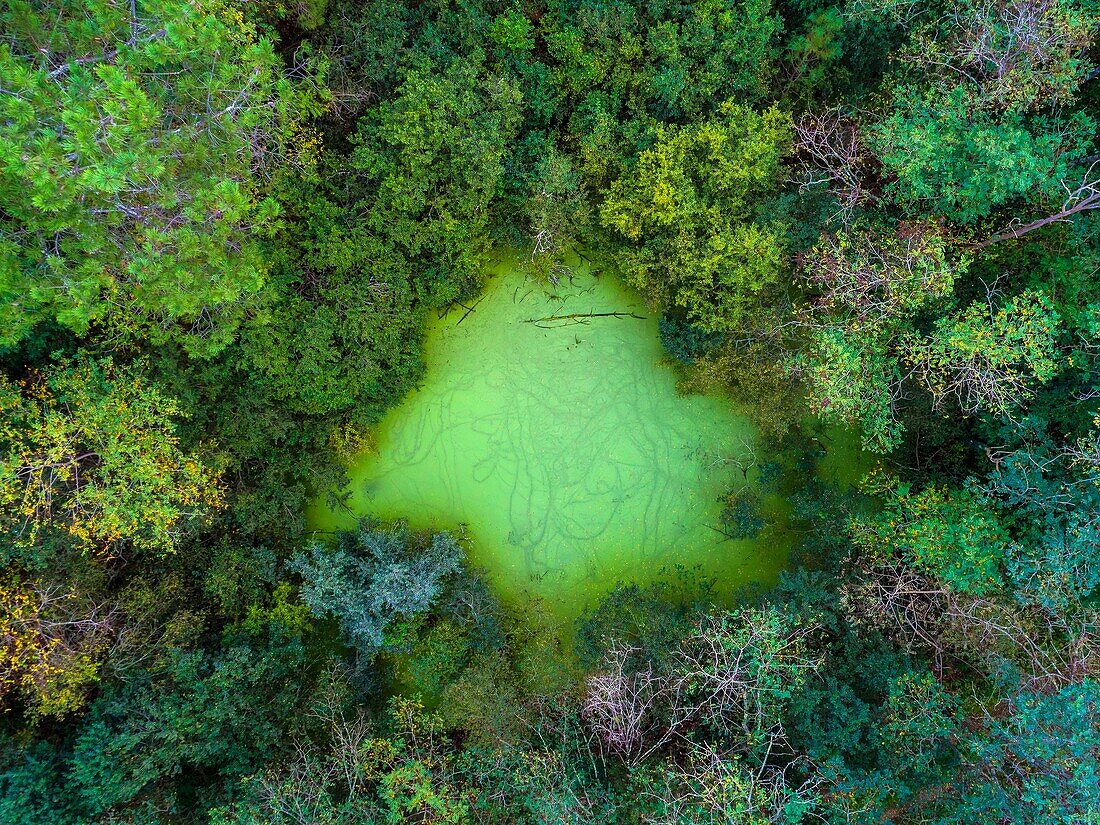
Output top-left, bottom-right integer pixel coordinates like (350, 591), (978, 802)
(601, 102), (790, 332)
(0, 357), (224, 555)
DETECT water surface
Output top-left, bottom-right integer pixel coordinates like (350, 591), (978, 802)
(310, 253), (792, 621)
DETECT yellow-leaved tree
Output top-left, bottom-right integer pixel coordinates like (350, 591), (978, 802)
(0, 356), (224, 555)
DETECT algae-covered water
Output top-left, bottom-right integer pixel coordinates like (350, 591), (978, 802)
(309, 253), (794, 622)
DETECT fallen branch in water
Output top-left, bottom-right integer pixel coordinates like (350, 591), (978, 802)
(705, 524), (738, 542)
(455, 292), (486, 326)
(525, 310), (646, 328)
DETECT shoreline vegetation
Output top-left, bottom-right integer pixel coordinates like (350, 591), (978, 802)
(2, 1), (1099, 823)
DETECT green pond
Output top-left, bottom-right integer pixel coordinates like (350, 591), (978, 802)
(310, 252), (834, 623)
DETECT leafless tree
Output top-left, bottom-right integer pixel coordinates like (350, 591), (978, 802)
(799, 221), (956, 323)
(850, 0), (1093, 109)
(790, 109), (872, 225)
(584, 609), (824, 758)
(947, 0), (1091, 108)
(670, 613), (822, 745)
(0, 579), (114, 710)
(842, 559), (1100, 690)
(583, 644), (672, 758)
(640, 741), (835, 825)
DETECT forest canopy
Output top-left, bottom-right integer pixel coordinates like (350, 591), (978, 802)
(1, 0), (1100, 823)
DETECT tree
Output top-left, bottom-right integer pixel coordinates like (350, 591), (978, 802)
(524, 146), (592, 277)
(240, 242), (424, 418)
(1007, 512), (1100, 614)
(981, 418), (1100, 613)
(0, 357), (224, 555)
(540, 0), (782, 183)
(583, 605), (823, 758)
(601, 102), (790, 332)
(292, 524), (462, 652)
(905, 289), (1061, 415)
(869, 85), (1092, 224)
(0, 573), (112, 718)
(671, 608), (823, 746)
(791, 108), (873, 226)
(850, 478), (1011, 594)
(213, 694), (470, 825)
(799, 222), (959, 323)
(978, 162), (1100, 246)
(348, 56), (522, 304)
(803, 0), (1100, 245)
(69, 634), (306, 816)
(951, 680), (1100, 825)
(877, 671), (960, 790)
(793, 325), (905, 452)
(0, 739), (78, 825)
(633, 740), (828, 825)
(0, 0), (325, 355)
(658, 315), (725, 365)
(851, 0), (1095, 113)
(792, 222), (957, 450)
(583, 605), (830, 822)
(583, 642), (670, 757)
(792, 222), (962, 452)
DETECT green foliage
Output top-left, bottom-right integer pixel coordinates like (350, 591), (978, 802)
(439, 650), (527, 746)
(601, 102), (790, 332)
(3, 0), (1100, 820)
(678, 606), (824, 743)
(658, 314), (725, 364)
(856, 0), (1095, 112)
(0, 741), (76, 825)
(629, 743), (826, 824)
(0, 0), (325, 355)
(348, 56), (522, 303)
(795, 326), (903, 452)
(542, 0), (782, 147)
(212, 694), (471, 825)
(852, 478), (1010, 593)
(490, 9), (535, 53)
(575, 578), (709, 668)
(878, 671), (960, 787)
(401, 619), (470, 700)
(250, 0), (330, 31)
(721, 491), (766, 539)
(1006, 511), (1100, 613)
(785, 8), (845, 95)
(794, 223), (962, 452)
(522, 146), (592, 274)
(240, 245), (424, 417)
(800, 222), (960, 321)
(981, 416), (1100, 612)
(951, 681), (1100, 825)
(201, 542), (279, 622)
(0, 571), (111, 718)
(905, 290), (1062, 415)
(870, 86), (1093, 223)
(292, 524), (463, 652)
(70, 633), (306, 816)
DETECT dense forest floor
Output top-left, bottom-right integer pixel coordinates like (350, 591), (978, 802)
(1, 0), (1099, 822)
